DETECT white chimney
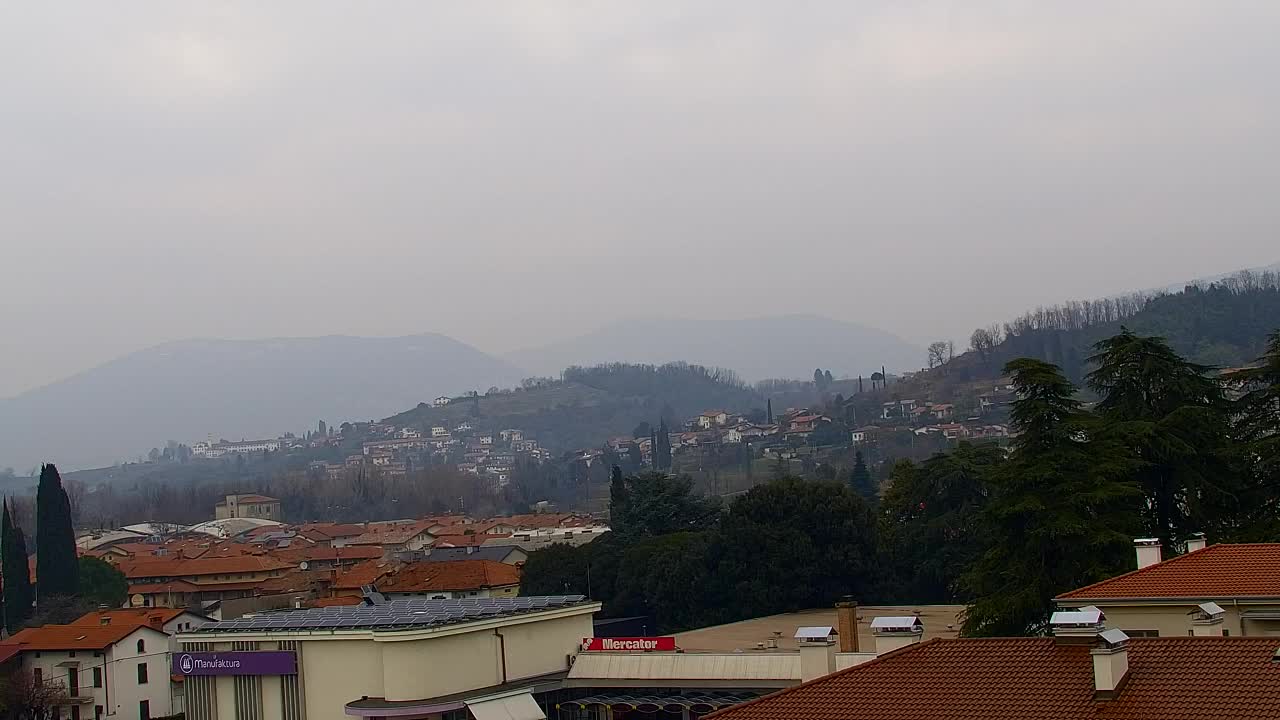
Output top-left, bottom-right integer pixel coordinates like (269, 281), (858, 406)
(1186, 532), (1207, 553)
(1134, 538), (1162, 569)
(1190, 601), (1226, 636)
(1091, 629), (1130, 699)
(870, 617), (924, 655)
(794, 627), (837, 682)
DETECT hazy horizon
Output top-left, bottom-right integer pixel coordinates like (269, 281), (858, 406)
(4, 2), (1279, 398)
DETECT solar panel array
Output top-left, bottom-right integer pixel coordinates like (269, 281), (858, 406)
(195, 595), (588, 634)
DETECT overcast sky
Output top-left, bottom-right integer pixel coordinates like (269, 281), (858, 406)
(2, 1), (1277, 398)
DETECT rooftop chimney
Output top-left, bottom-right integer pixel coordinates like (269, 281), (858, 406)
(870, 617), (923, 655)
(794, 627), (837, 682)
(1050, 607), (1106, 645)
(1190, 601), (1226, 636)
(836, 598), (859, 653)
(1186, 532), (1207, 553)
(1134, 538), (1162, 569)
(1091, 629), (1130, 700)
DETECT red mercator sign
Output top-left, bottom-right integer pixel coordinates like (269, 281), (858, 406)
(581, 637), (676, 652)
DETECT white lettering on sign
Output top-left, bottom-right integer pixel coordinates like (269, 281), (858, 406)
(602, 638), (658, 650)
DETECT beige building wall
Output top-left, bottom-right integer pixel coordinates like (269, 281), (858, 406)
(1078, 601), (1280, 638)
(497, 613), (593, 681)
(299, 640), (385, 720)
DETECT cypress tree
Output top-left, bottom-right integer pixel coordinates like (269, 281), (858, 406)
(850, 451), (876, 503)
(3, 500), (34, 631)
(36, 463), (79, 601)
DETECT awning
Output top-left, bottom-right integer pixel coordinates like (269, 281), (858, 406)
(465, 691), (545, 720)
(557, 693), (757, 714)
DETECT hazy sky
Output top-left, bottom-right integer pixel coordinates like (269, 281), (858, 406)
(2, 1), (1277, 398)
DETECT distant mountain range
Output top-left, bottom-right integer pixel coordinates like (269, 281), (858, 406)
(0, 334), (524, 471)
(505, 314), (924, 382)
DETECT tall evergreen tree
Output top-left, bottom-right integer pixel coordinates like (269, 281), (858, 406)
(3, 500), (34, 631)
(766, 399), (773, 424)
(36, 463), (79, 601)
(609, 465), (629, 526)
(961, 358), (1140, 637)
(1226, 331), (1280, 536)
(1087, 329), (1238, 545)
(849, 451), (876, 503)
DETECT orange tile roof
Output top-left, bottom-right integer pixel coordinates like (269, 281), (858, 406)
(297, 523), (366, 541)
(118, 555), (293, 579)
(347, 520), (434, 546)
(331, 559), (400, 590)
(430, 533), (511, 548)
(71, 608), (191, 627)
(707, 637), (1280, 720)
(128, 579), (203, 594)
(2, 622), (154, 651)
(272, 544), (385, 564)
(309, 595), (363, 608)
(1057, 544), (1280, 600)
(376, 560), (520, 594)
(255, 569), (332, 595)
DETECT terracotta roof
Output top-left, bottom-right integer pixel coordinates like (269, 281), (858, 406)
(118, 555), (293, 579)
(2, 622), (154, 651)
(430, 533), (511, 548)
(347, 520), (434, 546)
(129, 579), (203, 594)
(331, 559), (400, 590)
(255, 569), (333, 595)
(272, 545), (385, 563)
(376, 560), (520, 594)
(309, 595), (363, 608)
(1057, 544), (1280, 600)
(297, 523), (366, 541)
(707, 637), (1280, 720)
(72, 608), (192, 627)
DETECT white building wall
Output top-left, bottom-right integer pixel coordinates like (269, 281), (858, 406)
(18, 628), (173, 720)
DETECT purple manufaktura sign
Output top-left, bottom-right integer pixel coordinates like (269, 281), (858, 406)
(173, 651), (297, 676)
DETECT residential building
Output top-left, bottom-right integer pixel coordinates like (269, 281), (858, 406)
(120, 555), (293, 608)
(433, 395), (451, 407)
(426, 546), (528, 565)
(345, 520), (435, 555)
(697, 410), (731, 429)
(213, 494), (281, 521)
(0, 622), (175, 720)
(1054, 539), (1280, 637)
(703, 610), (1280, 720)
(374, 560), (521, 599)
(176, 596), (597, 720)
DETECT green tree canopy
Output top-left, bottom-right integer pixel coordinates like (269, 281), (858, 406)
(1087, 329), (1240, 545)
(609, 471), (720, 539)
(79, 556), (128, 609)
(35, 463), (79, 601)
(849, 451), (876, 503)
(961, 359), (1140, 637)
(2, 500), (34, 632)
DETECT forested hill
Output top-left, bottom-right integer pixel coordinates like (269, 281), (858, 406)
(383, 362), (763, 451)
(952, 270), (1280, 384)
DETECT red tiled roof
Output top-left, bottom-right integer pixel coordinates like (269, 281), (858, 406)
(430, 533), (511, 548)
(707, 637), (1280, 720)
(1057, 544), (1280, 600)
(72, 608), (190, 627)
(309, 595), (362, 608)
(118, 555), (293, 579)
(129, 579), (203, 594)
(347, 520), (434, 546)
(376, 560), (520, 594)
(2, 622), (154, 651)
(272, 545), (385, 564)
(297, 523), (366, 541)
(331, 559), (400, 590)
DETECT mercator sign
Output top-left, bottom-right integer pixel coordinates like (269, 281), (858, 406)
(581, 637), (676, 652)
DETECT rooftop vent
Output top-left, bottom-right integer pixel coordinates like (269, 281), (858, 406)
(1191, 601), (1227, 636)
(1050, 608), (1106, 645)
(794, 626), (836, 643)
(870, 616), (924, 656)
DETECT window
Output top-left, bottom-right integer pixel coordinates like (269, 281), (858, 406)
(93, 668), (102, 688)
(137, 662), (149, 684)
(1224, 629), (1231, 636)
(72, 706), (80, 720)
(136, 639), (146, 653)
(95, 707), (103, 720)
(1125, 629), (1160, 638)
(139, 700), (150, 720)
(33, 668), (42, 685)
